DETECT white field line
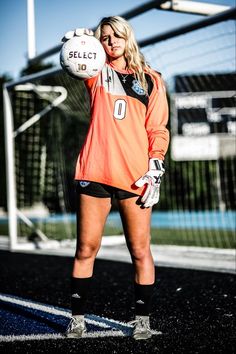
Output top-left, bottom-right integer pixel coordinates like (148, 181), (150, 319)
(0, 293), (71, 318)
(89, 314), (133, 328)
(0, 330), (126, 342)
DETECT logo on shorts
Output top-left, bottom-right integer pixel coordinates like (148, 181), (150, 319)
(79, 181), (90, 188)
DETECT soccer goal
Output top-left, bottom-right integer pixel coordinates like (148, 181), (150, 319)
(2, 5), (236, 251)
(3, 68), (91, 249)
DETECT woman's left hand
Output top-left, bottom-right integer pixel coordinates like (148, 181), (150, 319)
(135, 158), (165, 208)
(61, 28), (94, 42)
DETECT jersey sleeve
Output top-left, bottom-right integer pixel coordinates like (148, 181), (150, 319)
(83, 75), (99, 92)
(145, 71), (169, 161)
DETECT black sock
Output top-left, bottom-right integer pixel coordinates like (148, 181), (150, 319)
(134, 282), (154, 316)
(71, 276), (92, 316)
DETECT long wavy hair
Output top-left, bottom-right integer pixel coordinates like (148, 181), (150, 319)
(95, 16), (150, 93)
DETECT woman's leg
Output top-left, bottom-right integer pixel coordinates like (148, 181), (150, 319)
(118, 197), (154, 284)
(67, 193), (111, 336)
(73, 193), (111, 277)
(118, 197), (154, 339)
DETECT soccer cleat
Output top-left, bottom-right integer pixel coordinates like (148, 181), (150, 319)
(65, 315), (86, 338)
(129, 315), (152, 340)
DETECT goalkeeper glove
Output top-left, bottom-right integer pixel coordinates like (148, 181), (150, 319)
(135, 158), (165, 208)
(61, 28), (94, 42)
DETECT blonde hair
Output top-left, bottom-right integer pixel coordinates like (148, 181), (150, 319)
(95, 16), (150, 93)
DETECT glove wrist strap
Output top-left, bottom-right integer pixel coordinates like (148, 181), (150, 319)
(149, 158), (165, 171)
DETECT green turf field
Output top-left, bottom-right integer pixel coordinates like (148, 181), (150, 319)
(0, 223), (234, 249)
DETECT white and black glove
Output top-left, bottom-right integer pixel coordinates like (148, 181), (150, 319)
(135, 158), (165, 208)
(61, 28), (94, 42)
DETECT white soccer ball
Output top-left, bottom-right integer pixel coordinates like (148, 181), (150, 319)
(60, 35), (106, 79)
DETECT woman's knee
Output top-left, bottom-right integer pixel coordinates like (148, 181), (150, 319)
(75, 242), (100, 260)
(128, 238), (151, 261)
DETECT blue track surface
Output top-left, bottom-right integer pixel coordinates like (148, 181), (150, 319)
(0, 210), (235, 230)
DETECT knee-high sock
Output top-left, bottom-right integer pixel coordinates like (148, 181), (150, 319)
(71, 276), (92, 316)
(134, 282), (154, 316)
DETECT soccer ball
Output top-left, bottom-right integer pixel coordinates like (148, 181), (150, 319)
(60, 35), (106, 79)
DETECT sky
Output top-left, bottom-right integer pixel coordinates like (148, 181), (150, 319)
(0, 0), (235, 80)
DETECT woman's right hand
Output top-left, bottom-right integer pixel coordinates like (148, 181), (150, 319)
(61, 28), (94, 42)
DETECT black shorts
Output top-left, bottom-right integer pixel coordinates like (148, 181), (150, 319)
(76, 180), (139, 200)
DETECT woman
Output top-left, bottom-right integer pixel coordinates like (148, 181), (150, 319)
(62, 16), (169, 340)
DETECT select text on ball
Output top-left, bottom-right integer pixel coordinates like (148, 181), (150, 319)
(68, 51), (97, 59)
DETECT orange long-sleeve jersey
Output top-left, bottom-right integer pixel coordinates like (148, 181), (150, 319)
(74, 63), (169, 195)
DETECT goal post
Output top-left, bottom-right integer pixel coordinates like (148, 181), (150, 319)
(3, 68), (72, 250)
(3, 85), (17, 250)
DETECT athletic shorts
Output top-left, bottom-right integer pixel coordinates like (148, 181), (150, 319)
(76, 180), (139, 200)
